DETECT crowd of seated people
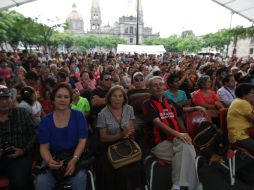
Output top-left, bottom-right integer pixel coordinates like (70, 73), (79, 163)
(0, 50), (254, 190)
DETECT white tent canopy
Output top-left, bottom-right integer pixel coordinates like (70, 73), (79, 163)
(116, 44), (166, 55)
(0, 0), (36, 10)
(212, 0), (254, 23)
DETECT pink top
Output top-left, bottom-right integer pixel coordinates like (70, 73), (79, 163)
(75, 79), (96, 90)
(192, 89), (220, 106)
(0, 68), (12, 79)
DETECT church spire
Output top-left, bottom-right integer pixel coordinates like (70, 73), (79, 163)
(90, 0), (102, 31)
(92, 0), (100, 9)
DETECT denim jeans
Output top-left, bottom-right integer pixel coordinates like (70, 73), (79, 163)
(35, 169), (87, 190)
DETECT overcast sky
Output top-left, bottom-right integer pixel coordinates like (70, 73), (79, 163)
(11, 0), (252, 38)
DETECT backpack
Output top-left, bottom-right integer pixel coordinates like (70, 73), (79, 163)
(192, 121), (228, 159)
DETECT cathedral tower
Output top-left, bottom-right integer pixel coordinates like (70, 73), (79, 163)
(90, 0), (102, 31)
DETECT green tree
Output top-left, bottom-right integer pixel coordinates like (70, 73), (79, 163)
(228, 26), (247, 56)
(181, 30), (195, 38)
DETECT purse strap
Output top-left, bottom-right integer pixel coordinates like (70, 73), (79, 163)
(107, 106), (124, 131)
(193, 126), (217, 150)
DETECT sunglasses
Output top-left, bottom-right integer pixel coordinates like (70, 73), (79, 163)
(104, 78), (113, 81)
(134, 77), (144, 82)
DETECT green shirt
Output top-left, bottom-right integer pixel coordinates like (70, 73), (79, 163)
(71, 96), (90, 114)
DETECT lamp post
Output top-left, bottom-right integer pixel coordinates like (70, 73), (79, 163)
(136, 0), (139, 45)
(226, 12), (234, 57)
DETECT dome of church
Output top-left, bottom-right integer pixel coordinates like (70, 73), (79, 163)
(66, 4), (83, 21)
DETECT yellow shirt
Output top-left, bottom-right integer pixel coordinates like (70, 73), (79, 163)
(227, 98), (253, 143)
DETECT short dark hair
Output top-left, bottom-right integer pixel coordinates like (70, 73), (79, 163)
(25, 71), (38, 81)
(57, 71), (67, 79)
(100, 72), (111, 81)
(167, 72), (179, 85)
(222, 74), (234, 85)
(50, 82), (72, 103)
(235, 83), (254, 98)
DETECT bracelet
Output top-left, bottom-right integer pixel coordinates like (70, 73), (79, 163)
(73, 155), (79, 161)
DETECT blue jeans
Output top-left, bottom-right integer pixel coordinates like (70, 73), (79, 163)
(35, 169), (87, 190)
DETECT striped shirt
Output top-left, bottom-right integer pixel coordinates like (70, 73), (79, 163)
(0, 107), (37, 154)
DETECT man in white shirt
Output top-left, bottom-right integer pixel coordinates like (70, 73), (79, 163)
(217, 74), (236, 107)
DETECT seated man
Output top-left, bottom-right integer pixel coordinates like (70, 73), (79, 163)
(0, 85), (37, 190)
(142, 76), (199, 190)
(217, 74), (236, 107)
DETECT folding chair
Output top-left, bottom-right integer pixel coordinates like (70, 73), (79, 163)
(144, 155), (172, 190)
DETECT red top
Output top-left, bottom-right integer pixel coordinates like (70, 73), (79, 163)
(192, 89), (220, 106)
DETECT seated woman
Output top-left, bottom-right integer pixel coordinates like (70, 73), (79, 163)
(192, 75), (224, 125)
(35, 83), (88, 190)
(96, 85), (145, 190)
(163, 72), (190, 107)
(76, 70), (96, 91)
(227, 83), (254, 153)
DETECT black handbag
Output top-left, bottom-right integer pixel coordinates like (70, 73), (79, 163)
(107, 139), (142, 169)
(193, 121), (228, 158)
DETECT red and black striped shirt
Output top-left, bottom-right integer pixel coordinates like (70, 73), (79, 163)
(142, 96), (183, 148)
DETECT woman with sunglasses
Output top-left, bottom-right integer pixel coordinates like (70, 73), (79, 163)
(35, 82), (88, 190)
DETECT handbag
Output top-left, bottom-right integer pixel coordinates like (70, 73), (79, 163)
(107, 138), (142, 169)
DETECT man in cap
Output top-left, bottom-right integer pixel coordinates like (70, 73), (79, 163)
(0, 85), (37, 190)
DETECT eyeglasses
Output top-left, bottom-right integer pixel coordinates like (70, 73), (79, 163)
(134, 77), (144, 82)
(104, 78), (113, 81)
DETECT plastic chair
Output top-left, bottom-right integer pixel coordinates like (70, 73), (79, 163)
(0, 176), (9, 189)
(185, 110), (212, 138)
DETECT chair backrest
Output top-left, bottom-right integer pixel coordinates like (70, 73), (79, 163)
(185, 110), (212, 137)
(219, 108), (228, 135)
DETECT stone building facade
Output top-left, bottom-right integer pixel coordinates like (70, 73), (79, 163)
(66, 0), (159, 44)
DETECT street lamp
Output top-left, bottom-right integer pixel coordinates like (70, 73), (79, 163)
(136, 0), (139, 45)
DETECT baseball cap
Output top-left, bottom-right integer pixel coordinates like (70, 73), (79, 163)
(0, 85), (11, 97)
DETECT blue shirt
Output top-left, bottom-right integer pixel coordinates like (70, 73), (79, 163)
(163, 90), (188, 103)
(37, 109), (88, 154)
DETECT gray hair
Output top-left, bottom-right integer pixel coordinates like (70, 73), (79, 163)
(148, 76), (164, 89)
(197, 75), (210, 89)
